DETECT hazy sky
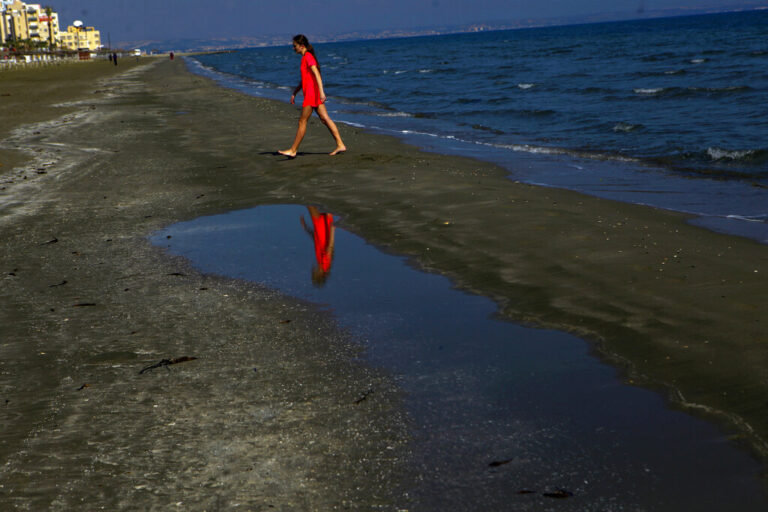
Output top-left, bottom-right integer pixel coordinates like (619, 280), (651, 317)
(53, 1), (757, 42)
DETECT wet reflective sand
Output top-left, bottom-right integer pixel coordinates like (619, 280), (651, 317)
(154, 204), (768, 510)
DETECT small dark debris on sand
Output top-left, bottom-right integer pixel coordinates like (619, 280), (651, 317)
(543, 489), (574, 499)
(355, 388), (374, 404)
(139, 356), (198, 374)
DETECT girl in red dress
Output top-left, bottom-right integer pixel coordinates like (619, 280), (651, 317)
(279, 34), (346, 157)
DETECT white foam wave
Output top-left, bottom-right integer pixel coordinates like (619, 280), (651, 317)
(634, 87), (665, 95)
(479, 141), (640, 163)
(375, 112), (413, 118)
(517, 83), (536, 89)
(689, 85), (748, 93)
(418, 69), (434, 73)
(613, 122), (640, 132)
(690, 58), (707, 64)
(707, 147), (756, 161)
(725, 214), (768, 223)
(400, 129), (451, 139)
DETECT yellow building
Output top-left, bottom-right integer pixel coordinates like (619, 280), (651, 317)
(36, 7), (60, 46)
(0, 8), (7, 44)
(3, 1), (32, 41)
(1, 2), (103, 51)
(1, 1), (60, 47)
(59, 24), (101, 51)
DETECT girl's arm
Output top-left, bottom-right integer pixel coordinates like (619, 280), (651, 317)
(300, 216), (313, 237)
(290, 81), (301, 104)
(309, 65), (326, 103)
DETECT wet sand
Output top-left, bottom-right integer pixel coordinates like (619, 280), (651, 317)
(0, 60), (408, 509)
(1, 58), (766, 508)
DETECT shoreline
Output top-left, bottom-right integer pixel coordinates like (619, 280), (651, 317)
(168, 58), (768, 460)
(183, 51), (768, 247)
(1, 59), (767, 506)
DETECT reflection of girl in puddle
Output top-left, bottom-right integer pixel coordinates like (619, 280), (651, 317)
(300, 206), (335, 285)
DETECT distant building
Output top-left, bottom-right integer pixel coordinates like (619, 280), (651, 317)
(37, 6), (61, 46)
(0, 4), (7, 44)
(59, 24), (101, 51)
(2, 1), (35, 42)
(1, 1), (100, 51)
(1, 1), (60, 47)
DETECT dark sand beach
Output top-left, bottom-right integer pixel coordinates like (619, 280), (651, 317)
(1, 59), (766, 509)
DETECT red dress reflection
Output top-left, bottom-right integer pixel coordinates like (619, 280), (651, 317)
(301, 206), (335, 285)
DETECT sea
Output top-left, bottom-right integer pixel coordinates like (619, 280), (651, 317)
(186, 10), (768, 243)
(166, 12), (768, 507)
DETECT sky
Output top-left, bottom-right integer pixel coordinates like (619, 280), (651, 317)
(52, 0), (760, 43)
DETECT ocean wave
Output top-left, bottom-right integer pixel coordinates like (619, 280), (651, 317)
(641, 52), (679, 62)
(613, 122), (643, 132)
(725, 214), (768, 223)
(646, 154), (768, 181)
(690, 58), (707, 64)
(334, 97), (395, 110)
(373, 111), (413, 118)
(361, 121), (643, 165)
(454, 98), (483, 105)
(688, 85), (752, 94)
(462, 107), (555, 118)
(707, 147), (766, 162)
(632, 85), (750, 98)
(579, 86), (617, 94)
(517, 83), (536, 90)
(185, 57), (277, 94)
(634, 87), (666, 95)
(519, 109), (556, 117)
(634, 69), (686, 77)
(471, 124), (505, 135)
(482, 141), (641, 164)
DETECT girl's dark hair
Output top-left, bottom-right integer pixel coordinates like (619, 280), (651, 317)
(293, 34), (319, 70)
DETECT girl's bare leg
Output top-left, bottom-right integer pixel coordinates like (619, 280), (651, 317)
(316, 104), (347, 155)
(279, 106), (314, 157)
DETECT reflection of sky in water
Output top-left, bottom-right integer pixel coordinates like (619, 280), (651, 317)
(152, 205), (767, 510)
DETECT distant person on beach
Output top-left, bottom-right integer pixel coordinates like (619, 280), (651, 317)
(108, 53), (113, 64)
(279, 34), (346, 158)
(300, 206), (335, 285)
(112, 52), (117, 66)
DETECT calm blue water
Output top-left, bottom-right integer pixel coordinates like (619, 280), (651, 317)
(152, 205), (768, 510)
(187, 11), (768, 241)
(152, 205), (768, 512)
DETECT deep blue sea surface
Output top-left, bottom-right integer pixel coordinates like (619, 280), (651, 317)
(188, 11), (768, 241)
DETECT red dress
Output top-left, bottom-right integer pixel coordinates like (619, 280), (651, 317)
(300, 52), (321, 107)
(312, 214), (333, 272)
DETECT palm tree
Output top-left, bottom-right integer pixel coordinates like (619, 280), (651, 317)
(44, 6), (54, 50)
